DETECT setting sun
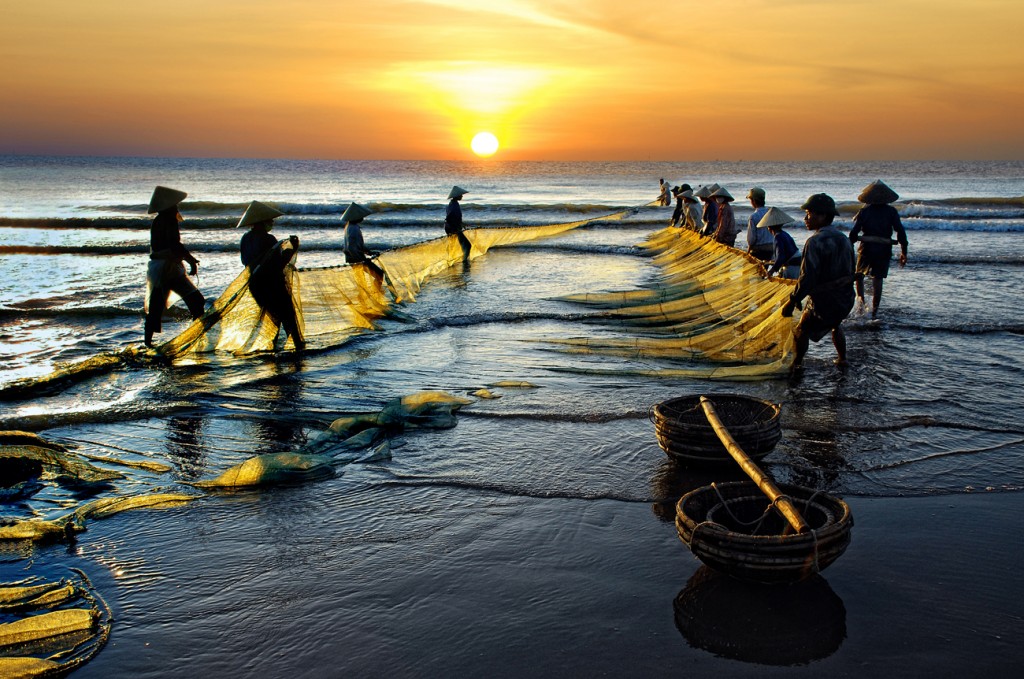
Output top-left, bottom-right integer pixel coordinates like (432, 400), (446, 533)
(471, 132), (499, 157)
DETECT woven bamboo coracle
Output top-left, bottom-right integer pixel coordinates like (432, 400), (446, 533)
(675, 481), (853, 584)
(653, 394), (781, 464)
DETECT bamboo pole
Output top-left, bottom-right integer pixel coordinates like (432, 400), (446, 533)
(699, 395), (809, 534)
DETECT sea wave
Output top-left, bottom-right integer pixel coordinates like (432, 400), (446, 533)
(901, 202), (1024, 220)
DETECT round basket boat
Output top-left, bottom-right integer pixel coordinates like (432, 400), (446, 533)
(653, 394), (781, 465)
(675, 481), (853, 584)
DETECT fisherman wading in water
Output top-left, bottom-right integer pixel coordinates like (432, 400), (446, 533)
(144, 186), (205, 348)
(782, 193), (856, 372)
(445, 185), (472, 261)
(238, 200), (304, 350)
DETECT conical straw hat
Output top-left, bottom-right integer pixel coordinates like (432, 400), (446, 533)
(447, 186), (469, 200)
(707, 183), (720, 192)
(756, 206), (797, 229)
(710, 187), (734, 202)
(694, 185), (712, 199)
(236, 200), (284, 228)
(679, 189), (698, 202)
(148, 186), (187, 214)
(858, 179), (899, 204)
(341, 202), (372, 223)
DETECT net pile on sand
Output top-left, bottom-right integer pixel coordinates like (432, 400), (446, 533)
(542, 227), (799, 379)
(0, 571), (112, 676)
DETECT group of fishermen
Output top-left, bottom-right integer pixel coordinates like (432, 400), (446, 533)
(662, 178), (909, 370)
(146, 176), (907, 372)
(143, 184), (472, 350)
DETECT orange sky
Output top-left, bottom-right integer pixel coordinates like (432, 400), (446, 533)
(3, 0), (1023, 160)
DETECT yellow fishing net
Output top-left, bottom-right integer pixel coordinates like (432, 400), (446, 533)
(160, 216), (625, 358)
(0, 205), (641, 394)
(542, 227), (799, 380)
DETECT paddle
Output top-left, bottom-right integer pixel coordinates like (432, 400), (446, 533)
(699, 395), (809, 533)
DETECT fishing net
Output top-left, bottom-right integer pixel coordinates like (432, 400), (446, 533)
(0, 205), (639, 396)
(0, 571), (112, 676)
(541, 227), (799, 380)
(160, 217), (627, 358)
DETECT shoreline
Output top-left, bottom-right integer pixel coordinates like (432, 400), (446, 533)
(16, 484), (1018, 678)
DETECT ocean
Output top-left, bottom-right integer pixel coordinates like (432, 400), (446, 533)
(2, 156), (1023, 676)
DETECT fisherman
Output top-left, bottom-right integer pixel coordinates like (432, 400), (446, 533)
(342, 202), (386, 278)
(669, 183), (692, 226)
(849, 179), (908, 319)
(710, 187), (738, 246)
(695, 184), (719, 236)
(238, 200), (304, 350)
(745, 187), (774, 261)
(782, 193), (856, 371)
(757, 207), (801, 279)
(680, 189), (702, 231)
(658, 178), (672, 206)
(144, 186), (205, 348)
(445, 186), (472, 260)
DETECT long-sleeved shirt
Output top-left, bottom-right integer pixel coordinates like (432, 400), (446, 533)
(701, 200), (718, 235)
(746, 206), (773, 249)
(671, 197), (684, 226)
(767, 229), (799, 276)
(149, 211), (196, 264)
(240, 229), (278, 268)
(713, 202), (737, 244)
(343, 222), (371, 263)
(683, 202), (701, 231)
(445, 199), (463, 234)
(791, 224), (855, 311)
(849, 204), (908, 254)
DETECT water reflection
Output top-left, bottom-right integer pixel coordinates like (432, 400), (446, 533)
(165, 414), (208, 481)
(777, 380), (857, 492)
(673, 566), (846, 665)
(245, 360), (308, 455)
(648, 458), (745, 523)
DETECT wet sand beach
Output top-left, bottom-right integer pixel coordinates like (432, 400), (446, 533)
(18, 479), (1023, 677)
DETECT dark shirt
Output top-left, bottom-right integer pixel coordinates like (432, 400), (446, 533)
(671, 197), (684, 225)
(849, 204), (908, 253)
(445, 199), (463, 234)
(240, 229), (279, 268)
(792, 224), (855, 311)
(701, 201), (718, 234)
(768, 229), (799, 276)
(149, 210), (193, 262)
(343, 222), (370, 263)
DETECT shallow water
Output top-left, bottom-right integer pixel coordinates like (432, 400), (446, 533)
(2, 158), (1024, 674)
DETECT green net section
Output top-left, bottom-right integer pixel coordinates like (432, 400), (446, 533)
(541, 227), (799, 380)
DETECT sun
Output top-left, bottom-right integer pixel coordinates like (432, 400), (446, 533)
(470, 132), (499, 157)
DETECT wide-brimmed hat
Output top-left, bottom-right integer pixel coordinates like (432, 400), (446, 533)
(448, 186), (468, 200)
(148, 186), (187, 214)
(747, 187), (766, 202)
(236, 200), (284, 228)
(341, 201), (372, 223)
(858, 179), (899, 204)
(678, 189), (698, 202)
(710, 187), (734, 202)
(756, 206), (796, 229)
(800, 193), (839, 216)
